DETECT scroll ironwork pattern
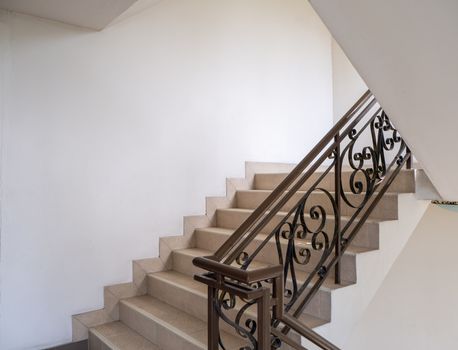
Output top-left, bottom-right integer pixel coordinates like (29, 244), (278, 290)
(194, 91), (412, 350)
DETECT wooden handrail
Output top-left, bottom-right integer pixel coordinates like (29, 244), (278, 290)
(193, 256), (283, 284)
(281, 314), (340, 350)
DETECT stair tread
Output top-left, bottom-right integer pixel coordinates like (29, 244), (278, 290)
(217, 207), (382, 224)
(90, 321), (159, 350)
(175, 247), (273, 270)
(175, 247), (212, 257)
(175, 246), (354, 290)
(194, 226), (371, 256)
(255, 169), (415, 175)
(254, 169), (415, 176)
(148, 271), (330, 331)
(253, 169), (416, 194)
(237, 189), (399, 196)
(121, 295), (246, 350)
(151, 270), (207, 295)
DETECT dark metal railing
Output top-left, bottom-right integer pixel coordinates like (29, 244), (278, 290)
(193, 90), (412, 350)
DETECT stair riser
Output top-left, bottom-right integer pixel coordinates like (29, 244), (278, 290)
(254, 170), (415, 193)
(119, 302), (205, 350)
(236, 191), (398, 220)
(88, 333), (110, 350)
(172, 251), (207, 277)
(215, 209), (379, 251)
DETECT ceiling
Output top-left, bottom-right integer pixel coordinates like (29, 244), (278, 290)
(0, 0), (139, 30)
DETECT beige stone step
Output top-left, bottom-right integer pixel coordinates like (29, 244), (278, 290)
(194, 226), (358, 283)
(254, 169), (416, 193)
(236, 189), (398, 220)
(89, 321), (159, 350)
(216, 207), (380, 251)
(172, 245), (355, 292)
(172, 247), (273, 277)
(119, 295), (246, 350)
(148, 269), (331, 327)
(172, 247), (333, 321)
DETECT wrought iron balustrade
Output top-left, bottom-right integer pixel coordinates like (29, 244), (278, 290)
(193, 90), (412, 350)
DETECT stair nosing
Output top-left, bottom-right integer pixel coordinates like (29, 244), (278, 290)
(90, 321), (159, 350)
(237, 189), (399, 196)
(149, 270), (207, 296)
(216, 207), (382, 224)
(150, 265), (348, 295)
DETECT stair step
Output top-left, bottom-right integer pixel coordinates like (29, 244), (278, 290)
(172, 247), (272, 277)
(195, 226), (369, 256)
(147, 270), (207, 320)
(254, 169), (415, 193)
(172, 247), (333, 321)
(194, 226), (357, 283)
(148, 269), (331, 327)
(173, 245), (353, 288)
(89, 321), (159, 350)
(120, 295), (246, 350)
(216, 207), (380, 251)
(236, 189), (398, 220)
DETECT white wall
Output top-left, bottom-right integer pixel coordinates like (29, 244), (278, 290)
(310, 0), (458, 200)
(331, 39), (382, 169)
(331, 39), (366, 123)
(0, 1), (333, 348)
(346, 204), (458, 349)
(0, 16), (9, 350)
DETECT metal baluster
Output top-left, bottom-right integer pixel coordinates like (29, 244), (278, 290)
(334, 133), (342, 285)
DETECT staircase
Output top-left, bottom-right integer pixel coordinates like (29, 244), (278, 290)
(87, 169), (419, 350)
(75, 92), (431, 349)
